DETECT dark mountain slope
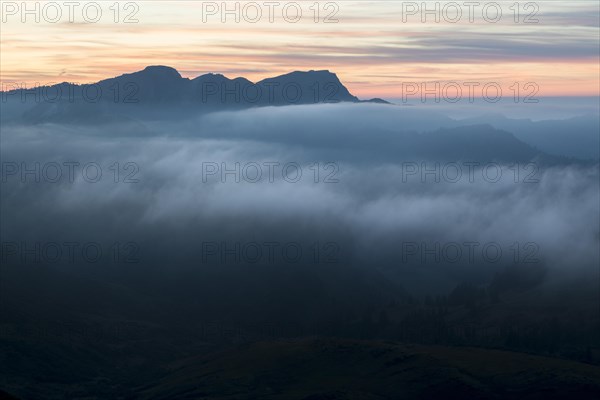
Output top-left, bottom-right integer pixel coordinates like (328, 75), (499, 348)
(137, 338), (600, 400)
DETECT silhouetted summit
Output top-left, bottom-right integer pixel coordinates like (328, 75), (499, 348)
(256, 70), (359, 104)
(96, 65), (189, 103)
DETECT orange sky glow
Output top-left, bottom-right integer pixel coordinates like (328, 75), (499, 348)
(1, 1), (598, 98)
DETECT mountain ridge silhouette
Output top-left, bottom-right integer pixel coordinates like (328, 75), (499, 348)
(1, 65), (387, 106)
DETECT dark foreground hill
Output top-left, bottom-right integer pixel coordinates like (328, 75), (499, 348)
(137, 338), (600, 400)
(3, 337), (599, 399)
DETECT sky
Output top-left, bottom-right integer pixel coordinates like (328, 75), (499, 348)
(1, 0), (599, 98)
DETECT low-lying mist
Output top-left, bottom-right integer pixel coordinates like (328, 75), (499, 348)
(2, 104), (598, 295)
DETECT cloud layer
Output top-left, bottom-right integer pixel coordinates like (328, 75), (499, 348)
(2, 104), (598, 293)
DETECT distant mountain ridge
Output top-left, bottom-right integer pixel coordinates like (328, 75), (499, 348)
(1, 65), (385, 108)
(0, 65), (391, 123)
(460, 113), (600, 160)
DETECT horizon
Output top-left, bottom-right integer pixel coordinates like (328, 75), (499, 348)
(2, 64), (600, 101)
